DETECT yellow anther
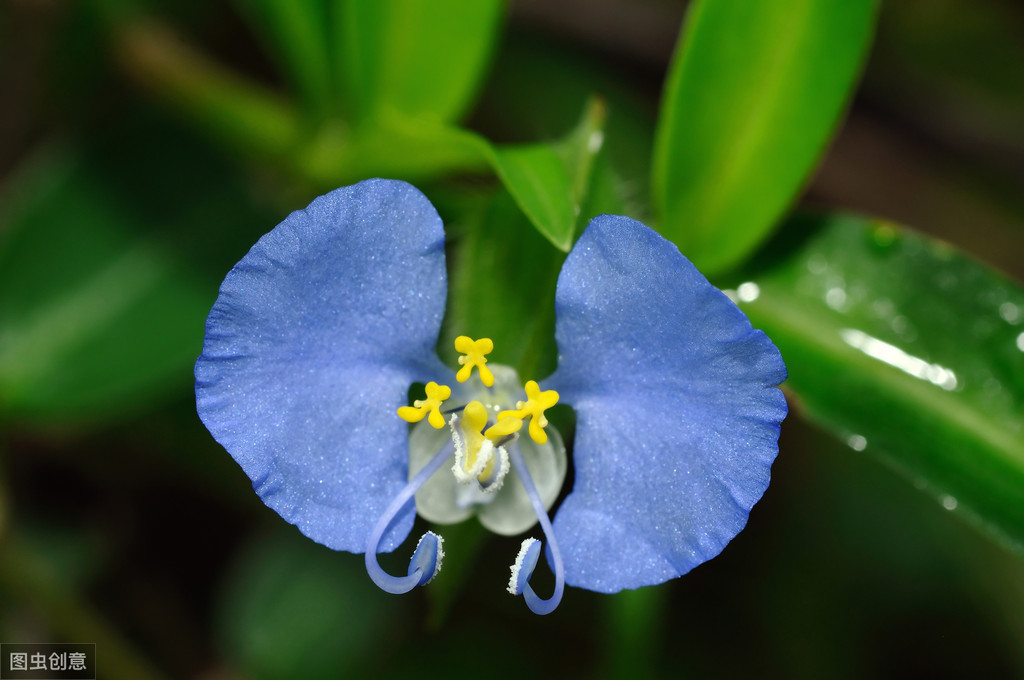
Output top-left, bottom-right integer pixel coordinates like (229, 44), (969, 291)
(484, 415), (522, 443)
(497, 380), (559, 444)
(397, 382), (451, 429)
(455, 336), (495, 387)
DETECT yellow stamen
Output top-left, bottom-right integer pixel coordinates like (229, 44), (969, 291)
(484, 415), (522, 443)
(455, 401), (519, 488)
(496, 380), (559, 444)
(455, 336), (495, 387)
(397, 381), (451, 429)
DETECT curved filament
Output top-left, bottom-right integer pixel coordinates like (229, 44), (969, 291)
(507, 445), (565, 615)
(365, 442), (452, 594)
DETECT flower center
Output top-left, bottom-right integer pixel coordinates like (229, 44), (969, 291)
(450, 401), (515, 492)
(364, 336), (567, 614)
(406, 362), (566, 531)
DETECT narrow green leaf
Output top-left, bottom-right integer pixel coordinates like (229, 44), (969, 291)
(487, 97), (607, 251)
(232, 0), (333, 119)
(654, 0), (878, 275)
(333, 0), (504, 123)
(488, 144), (575, 251)
(480, 34), (657, 220)
(554, 96), (607, 213)
(731, 214), (1024, 554)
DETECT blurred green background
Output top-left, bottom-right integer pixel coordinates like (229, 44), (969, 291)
(1, 0), (1023, 678)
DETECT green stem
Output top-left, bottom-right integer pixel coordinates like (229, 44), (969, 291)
(109, 18), (303, 161)
(603, 586), (667, 680)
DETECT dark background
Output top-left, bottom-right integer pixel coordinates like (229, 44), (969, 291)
(1, 1), (1023, 678)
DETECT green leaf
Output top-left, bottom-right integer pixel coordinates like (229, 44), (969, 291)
(232, 0), (333, 119)
(333, 0), (504, 123)
(295, 113), (489, 187)
(297, 98), (612, 250)
(487, 97), (607, 251)
(0, 124), (272, 426)
(487, 144), (574, 251)
(653, 0), (878, 275)
(554, 96), (607, 217)
(479, 33), (657, 220)
(0, 156), (198, 423)
(442, 190), (565, 381)
(732, 214), (1024, 554)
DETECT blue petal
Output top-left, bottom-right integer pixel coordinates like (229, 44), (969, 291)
(545, 215), (787, 593)
(195, 179), (448, 553)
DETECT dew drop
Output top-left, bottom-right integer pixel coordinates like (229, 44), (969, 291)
(1016, 332), (1024, 352)
(941, 495), (958, 511)
(846, 434), (867, 451)
(1002, 302), (1023, 324)
(825, 287), (848, 311)
(737, 282), (760, 303)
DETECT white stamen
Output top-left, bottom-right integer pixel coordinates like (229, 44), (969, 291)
(508, 537), (539, 595)
(418, 532), (444, 584)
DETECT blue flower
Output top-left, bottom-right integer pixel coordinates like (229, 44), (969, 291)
(195, 179), (787, 615)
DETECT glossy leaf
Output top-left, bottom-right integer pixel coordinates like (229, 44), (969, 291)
(653, 0), (878, 275)
(333, 0), (504, 123)
(731, 214), (1024, 553)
